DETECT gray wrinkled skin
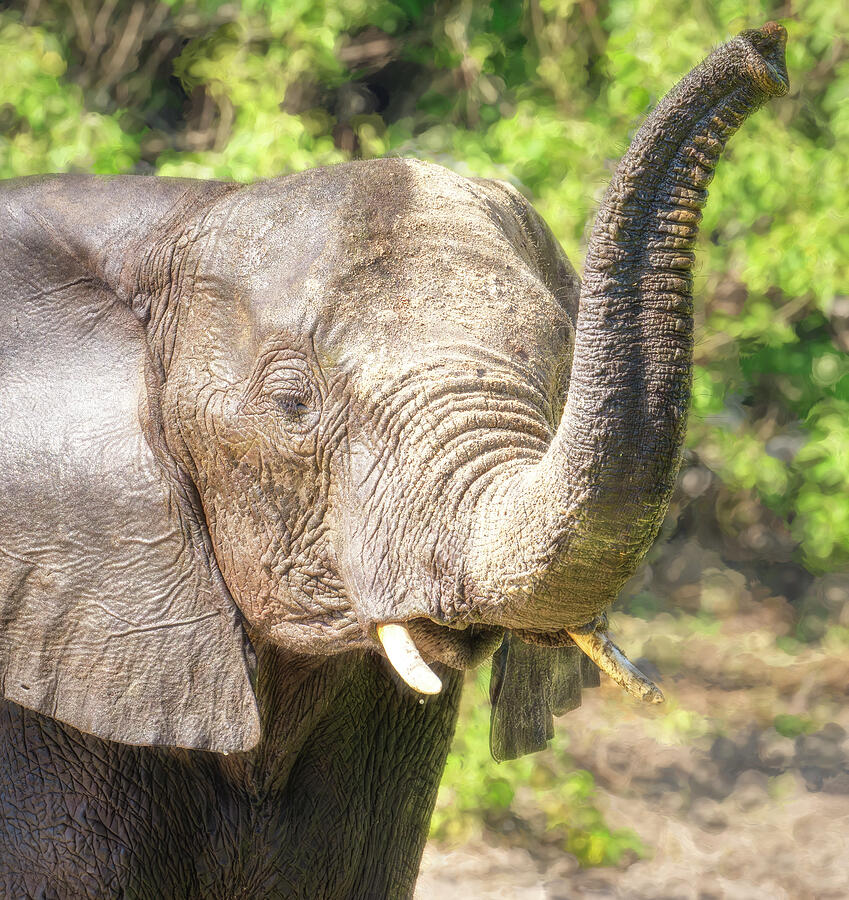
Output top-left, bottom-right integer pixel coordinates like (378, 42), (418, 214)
(0, 25), (787, 898)
(1, 645), (462, 898)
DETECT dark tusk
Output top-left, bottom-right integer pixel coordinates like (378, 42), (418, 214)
(567, 629), (664, 704)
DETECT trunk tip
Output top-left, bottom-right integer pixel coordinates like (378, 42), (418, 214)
(760, 21), (787, 46)
(739, 22), (789, 98)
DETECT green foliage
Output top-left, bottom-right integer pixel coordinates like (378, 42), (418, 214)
(774, 713), (817, 738)
(0, 18), (138, 176)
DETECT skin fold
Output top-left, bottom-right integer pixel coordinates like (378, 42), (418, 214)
(0, 25), (787, 899)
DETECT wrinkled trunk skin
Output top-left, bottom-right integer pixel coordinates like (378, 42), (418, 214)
(471, 24), (789, 630)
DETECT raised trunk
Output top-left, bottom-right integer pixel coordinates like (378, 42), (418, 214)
(472, 24), (788, 630)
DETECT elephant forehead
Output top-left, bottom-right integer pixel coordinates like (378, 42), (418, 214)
(323, 160), (570, 389)
(198, 158), (571, 381)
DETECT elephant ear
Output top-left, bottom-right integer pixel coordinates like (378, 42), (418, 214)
(0, 175), (260, 753)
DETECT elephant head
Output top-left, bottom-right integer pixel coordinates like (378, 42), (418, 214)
(0, 25), (788, 755)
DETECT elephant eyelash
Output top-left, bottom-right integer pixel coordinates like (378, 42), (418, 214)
(270, 391), (311, 416)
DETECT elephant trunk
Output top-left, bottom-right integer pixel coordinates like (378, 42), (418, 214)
(469, 23), (788, 630)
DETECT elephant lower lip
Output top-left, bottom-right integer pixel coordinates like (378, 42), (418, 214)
(406, 619), (504, 670)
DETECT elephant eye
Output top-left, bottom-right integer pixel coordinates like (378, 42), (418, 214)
(271, 390), (311, 416)
(245, 349), (320, 427)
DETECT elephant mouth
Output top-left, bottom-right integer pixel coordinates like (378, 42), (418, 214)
(376, 616), (665, 706)
(406, 618), (504, 670)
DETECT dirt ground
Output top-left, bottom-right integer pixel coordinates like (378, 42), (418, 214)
(416, 607), (849, 898)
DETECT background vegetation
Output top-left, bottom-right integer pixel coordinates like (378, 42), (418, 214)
(4, 0), (848, 888)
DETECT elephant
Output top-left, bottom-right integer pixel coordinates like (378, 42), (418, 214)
(0, 22), (788, 899)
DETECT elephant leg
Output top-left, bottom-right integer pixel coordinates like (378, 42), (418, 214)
(257, 655), (463, 900)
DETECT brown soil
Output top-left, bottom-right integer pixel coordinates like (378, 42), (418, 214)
(417, 610), (849, 898)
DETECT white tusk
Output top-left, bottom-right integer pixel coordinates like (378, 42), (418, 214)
(376, 623), (443, 695)
(567, 628), (664, 705)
